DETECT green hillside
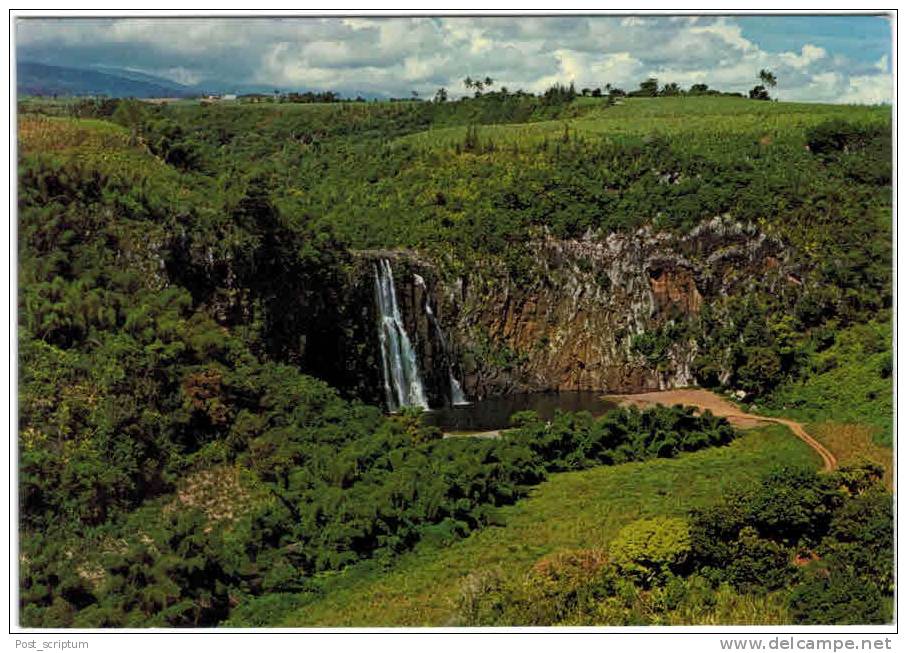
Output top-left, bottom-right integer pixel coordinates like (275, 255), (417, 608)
(276, 426), (820, 627)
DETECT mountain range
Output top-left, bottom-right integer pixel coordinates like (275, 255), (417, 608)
(17, 61), (197, 98)
(17, 61), (393, 100)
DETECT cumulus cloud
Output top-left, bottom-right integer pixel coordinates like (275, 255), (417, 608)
(780, 44), (827, 69)
(689, 18), (758, 54)
(838, 74), (893, 105)
(14, 15), (891, 103)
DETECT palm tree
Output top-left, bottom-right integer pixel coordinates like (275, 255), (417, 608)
(463, 76), (474, 91)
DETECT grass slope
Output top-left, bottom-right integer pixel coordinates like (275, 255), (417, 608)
(280, 425), (820, 626)
(398, 97), (889, 151)
(765, 320), (893, 446)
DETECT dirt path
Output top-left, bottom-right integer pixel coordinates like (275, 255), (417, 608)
(606, 389), (837, 472)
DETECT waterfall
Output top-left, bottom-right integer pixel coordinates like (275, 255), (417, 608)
(374, 259), (428, 412)
(414, 274), (470, 406)
(449, 374), (469, 406)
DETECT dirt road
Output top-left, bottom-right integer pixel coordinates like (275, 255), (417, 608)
(606, 389), (837, 472)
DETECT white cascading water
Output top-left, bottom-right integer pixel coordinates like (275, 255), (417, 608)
(414, 274), (470, 406)
(374, 259), (429, 412)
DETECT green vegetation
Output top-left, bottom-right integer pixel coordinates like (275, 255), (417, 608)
(610, 517), (692, 585)
(277, 426), (823, 626)
(19, 236), (738, 632)
(440, 461), (891, 627)
(18, 88), (892, 627)
(764, 320), (893, 445)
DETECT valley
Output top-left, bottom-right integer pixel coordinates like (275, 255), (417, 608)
(17, 87), (892, 627)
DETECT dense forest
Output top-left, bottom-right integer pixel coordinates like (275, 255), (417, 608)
(18, 86), (892, 626)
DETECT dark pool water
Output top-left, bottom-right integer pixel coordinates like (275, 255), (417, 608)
(421, 391), (617, 432)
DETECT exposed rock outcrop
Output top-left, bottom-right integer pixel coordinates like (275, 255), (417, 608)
(178, 215), (803, 409)
(350, 216), (801, 406)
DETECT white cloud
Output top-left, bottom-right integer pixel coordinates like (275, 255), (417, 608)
(839, 74), (892, 105)
(549, 51), (642, 89)
(804, 71), (842, 98)
(689, 18), (757, 53)
(780, 44), (827, 69)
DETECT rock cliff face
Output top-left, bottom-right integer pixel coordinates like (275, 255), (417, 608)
(171, 214), (802, 410)
(350, 216), (802, 407)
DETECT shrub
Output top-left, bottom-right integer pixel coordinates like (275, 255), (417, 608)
(610, 517), (692, 586)
(806, 119), (880, 157)
(788, 568), (886, 625)
(724, 527), (796, 591)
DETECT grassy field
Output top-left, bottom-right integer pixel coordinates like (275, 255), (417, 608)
(17, 113), (130, 154)
(807, 422), (893, 489)
(281, 424), (821, 626)
(397, 96), (890, 151)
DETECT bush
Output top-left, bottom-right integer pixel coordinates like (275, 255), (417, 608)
(723, 527), (796, 591)
(788, 568), (886, 625)
(806, 119), (882, 157)
(610, 517), (692, 586)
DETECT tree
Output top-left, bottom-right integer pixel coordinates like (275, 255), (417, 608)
(660, 82), (681, 96)
(749, 85), (771, 101)
(110, 99), (147, 144)
(759, 69), (778, 88)
(689, 83), (709, 95)
(750, 70), (777, 102)
(789, 568), (885, 625)
(541, 82), (577, 106)
(637, 77), (659, 97)
(433, 87), (448, 103)
(463, 76), (474, 92)
(483, 76), (494, 90)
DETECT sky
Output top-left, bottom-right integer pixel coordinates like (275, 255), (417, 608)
(15, 14), (893, 103)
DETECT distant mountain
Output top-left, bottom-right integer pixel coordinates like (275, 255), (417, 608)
(17, 61), (195, 98)
(16, 61), (388, 101)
